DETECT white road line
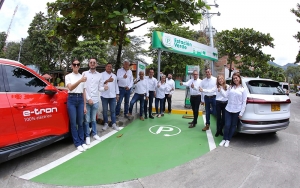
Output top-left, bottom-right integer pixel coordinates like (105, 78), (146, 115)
(202, 115), (216, 151)
(19, 127), (124, 180)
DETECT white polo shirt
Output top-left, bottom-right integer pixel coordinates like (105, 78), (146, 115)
(65, 72), (84, 93)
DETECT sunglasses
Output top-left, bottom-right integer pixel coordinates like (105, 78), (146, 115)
(72, 63), (80, 67)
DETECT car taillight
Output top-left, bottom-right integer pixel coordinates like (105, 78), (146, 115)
(247, 97), (291, 104)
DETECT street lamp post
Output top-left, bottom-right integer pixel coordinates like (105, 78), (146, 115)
(18, 38), (23, 62)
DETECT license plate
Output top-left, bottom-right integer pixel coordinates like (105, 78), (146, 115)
(271, 104), (280, 111)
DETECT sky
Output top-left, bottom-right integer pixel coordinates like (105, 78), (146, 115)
(0, 0), (299, 66)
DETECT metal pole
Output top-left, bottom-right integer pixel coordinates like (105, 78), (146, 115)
(18, 38), (23, 62)
(157, 49), (161, 80)
(207, 12), (214, 76)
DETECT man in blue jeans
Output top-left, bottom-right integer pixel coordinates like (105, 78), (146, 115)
(116, 60), (133, 119)
(100, 63), (120, 131)
(83, 58), (102, 145)
(128, 71), (148, 121)
(200, 69), (217, 131)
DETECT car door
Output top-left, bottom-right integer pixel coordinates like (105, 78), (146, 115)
(3, 64), (68, 143)
(0, 65), (19, 148)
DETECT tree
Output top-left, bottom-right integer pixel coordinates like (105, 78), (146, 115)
(0, 32), (7, 58)
(106, 35), (148, 66)
(47, 0), (207, 70)
(291, 3), (300, 63)
(285, 65), (300, 84)
(27, 12), (67, 73)
(71, 35), (108, 65)
(265, 65), (285, 82)
(147, 23), (205, 78)
(215, 28), (274, 77)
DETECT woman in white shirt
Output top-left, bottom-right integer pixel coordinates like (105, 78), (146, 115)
(215, 75), (228, 137)
(155, 75), (168, 118)
(65, 59), (88, 152)
(219, 72), (247, 147)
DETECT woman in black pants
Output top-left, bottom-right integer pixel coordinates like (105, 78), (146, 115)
(215, 75), (228, 137)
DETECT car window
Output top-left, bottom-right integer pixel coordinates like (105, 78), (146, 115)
(0, 65), (4, 92)
(4, 65), (47, 93)
(247, 80), (285, 95)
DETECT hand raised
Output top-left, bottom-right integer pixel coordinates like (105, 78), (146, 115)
(123, 73), (127, 78)
(81, 73), (87, 82)
(191, 82), (194, 88)
(107, 76), (114, 82)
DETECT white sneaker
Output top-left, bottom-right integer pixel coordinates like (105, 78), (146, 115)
(219, 140), (226, 146)
(102, 123), (109, 131)
(86, 137), (90, 145)
(82, 144), (89, 150)
(224, 140), (230, 147)
(93, 135), (101, 141)
(77, 146), (84, 152)
(112, 123), (120, 131)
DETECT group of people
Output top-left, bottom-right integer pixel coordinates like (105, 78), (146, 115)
(180, 69), (247, 148)
(65, 58), (175, 152)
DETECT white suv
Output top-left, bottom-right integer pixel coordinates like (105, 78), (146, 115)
(226, 77), (291, 134)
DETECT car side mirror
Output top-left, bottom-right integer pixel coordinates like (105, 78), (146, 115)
(44, 85), (57, 95)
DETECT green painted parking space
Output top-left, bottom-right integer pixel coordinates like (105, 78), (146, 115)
(31, 114), (220, 186)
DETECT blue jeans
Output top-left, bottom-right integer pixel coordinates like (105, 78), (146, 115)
(84, 102), (99, 137)
(223, 110), (240, 141)
(144, 91), (154, 117)
(67, 95), (85, 147)
(116, 87), (131, 116)
(155, 98), (164, 114)
(101, 97), (116, 124)
(216, 101), (227, 133)
(129, 93), (145, 117)
(204, 95), (216, 125)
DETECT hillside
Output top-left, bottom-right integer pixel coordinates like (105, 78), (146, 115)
(268, 62), (298, 70)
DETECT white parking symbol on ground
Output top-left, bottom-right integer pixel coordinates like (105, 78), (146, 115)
(149, 125), (181, 137)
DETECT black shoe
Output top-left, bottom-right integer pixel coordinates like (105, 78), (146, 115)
(149, 116), (154, 119)
(124, 115), (130, 119)
(145, 116), (148, 119)
(188, 123), (196, 128)
(215, 132), (219, 137)
(188, 121), (194, 124)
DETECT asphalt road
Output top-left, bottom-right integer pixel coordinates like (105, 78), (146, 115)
(1, 90), (300, 188)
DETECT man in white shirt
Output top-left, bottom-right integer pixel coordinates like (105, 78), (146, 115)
(180, 70), (202, 128)
(200, 69), (217, 131)
(164, 73), (175, 114)
(116, 60), (133, 119)
(100, 63), (120, 131)
(144, 68), (157, 119)
(83, 58), (102, 145)
(128, 71), (149, 121)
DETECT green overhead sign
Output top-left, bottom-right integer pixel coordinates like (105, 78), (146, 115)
(152, 31), (218, 61)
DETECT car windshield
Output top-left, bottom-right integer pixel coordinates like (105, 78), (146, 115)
(247, 80), (285, 95)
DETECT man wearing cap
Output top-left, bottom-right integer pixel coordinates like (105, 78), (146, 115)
(144, 68), (157, 119)
(116, 60), (133, 119)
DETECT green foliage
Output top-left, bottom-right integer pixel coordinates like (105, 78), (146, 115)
(215, 28), (274, 77)
(285, 65), (300, 84)
(0, 32), (7, 58)
(71, 36), (108, 65)
(47, 0), (207, 70)
(147, 23), (205, 78)
(291, 3), (300, 63)
(106, 35), (148, 67)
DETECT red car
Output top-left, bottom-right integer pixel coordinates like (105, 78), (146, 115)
(0, 58), (70, 163)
